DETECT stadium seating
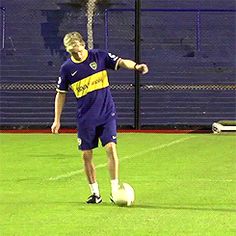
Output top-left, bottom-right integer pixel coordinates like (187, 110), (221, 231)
(0, 0), (235, 129)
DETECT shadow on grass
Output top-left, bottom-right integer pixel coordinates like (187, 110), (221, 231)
(68, 202), (236, 213)
(132, 204), (236, 213)
(2, 200), (235, 213)
(64, 202), (236, 213)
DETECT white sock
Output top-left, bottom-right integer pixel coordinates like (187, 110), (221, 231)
(111, 179), (119, 195)
(89, 182), (100, 196)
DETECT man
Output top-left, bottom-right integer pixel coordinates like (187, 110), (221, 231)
(51, 32), (148, 204)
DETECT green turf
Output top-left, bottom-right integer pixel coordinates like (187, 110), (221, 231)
(0, 133), (236, 235)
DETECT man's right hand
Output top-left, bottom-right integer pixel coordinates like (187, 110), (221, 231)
(51, 121), (60, 134)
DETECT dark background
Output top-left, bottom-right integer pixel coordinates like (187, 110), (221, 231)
(0, 0), (235, 130)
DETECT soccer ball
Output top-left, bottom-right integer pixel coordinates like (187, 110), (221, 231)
(113, 183), (135, 207)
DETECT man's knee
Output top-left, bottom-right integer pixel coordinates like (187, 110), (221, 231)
(105, 142), (117, 158)
(105, 141), (116, 149)
(82, 150), (93, 162)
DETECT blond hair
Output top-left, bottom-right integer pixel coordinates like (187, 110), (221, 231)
(63, 32), (85, 52)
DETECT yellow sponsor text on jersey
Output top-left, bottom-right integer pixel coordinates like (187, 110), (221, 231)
(70, 70), (109, 98)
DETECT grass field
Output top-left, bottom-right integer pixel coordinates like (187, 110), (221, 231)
(0, 133), (236, 235)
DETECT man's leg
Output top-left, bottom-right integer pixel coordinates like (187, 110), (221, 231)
(105, 142), (119, 196)
(82, 150), (102, 203)
(82, 150), (96, 184)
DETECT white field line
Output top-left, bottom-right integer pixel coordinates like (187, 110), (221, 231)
(49, 136), (193, 181)
(149, 178), (235, 183)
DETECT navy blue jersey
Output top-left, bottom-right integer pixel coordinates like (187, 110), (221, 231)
(56, 49), (120, 126)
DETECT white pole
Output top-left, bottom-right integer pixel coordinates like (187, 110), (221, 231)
(87, 0), (97, 49)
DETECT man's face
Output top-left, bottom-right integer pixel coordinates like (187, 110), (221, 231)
(68, 41), (86, 61)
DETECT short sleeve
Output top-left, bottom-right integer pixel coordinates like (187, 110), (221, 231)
(104, 51), (121, 70)
(56, 66), (69, 93)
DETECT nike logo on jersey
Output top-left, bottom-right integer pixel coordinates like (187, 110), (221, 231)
(112, 135), (117, 140)
(71, 71), (78, 76)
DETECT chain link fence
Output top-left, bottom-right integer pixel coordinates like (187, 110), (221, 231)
(1, 0), (235, 129)
(1, 83), (236, 91)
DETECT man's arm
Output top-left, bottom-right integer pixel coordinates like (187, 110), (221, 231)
(118, 58), (149, 74)
(51, 92), (66, 134)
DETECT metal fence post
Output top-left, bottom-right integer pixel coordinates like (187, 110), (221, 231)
(134, 0), (141, 129)
(1, 7), (6, 50)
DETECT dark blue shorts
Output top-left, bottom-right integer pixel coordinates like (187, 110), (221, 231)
(77, 119), (117, 150)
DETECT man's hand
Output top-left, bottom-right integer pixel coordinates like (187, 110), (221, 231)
(135, 64), (149, 74)
(51, 121), (60, 134)
(118, 59), (149, 74)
